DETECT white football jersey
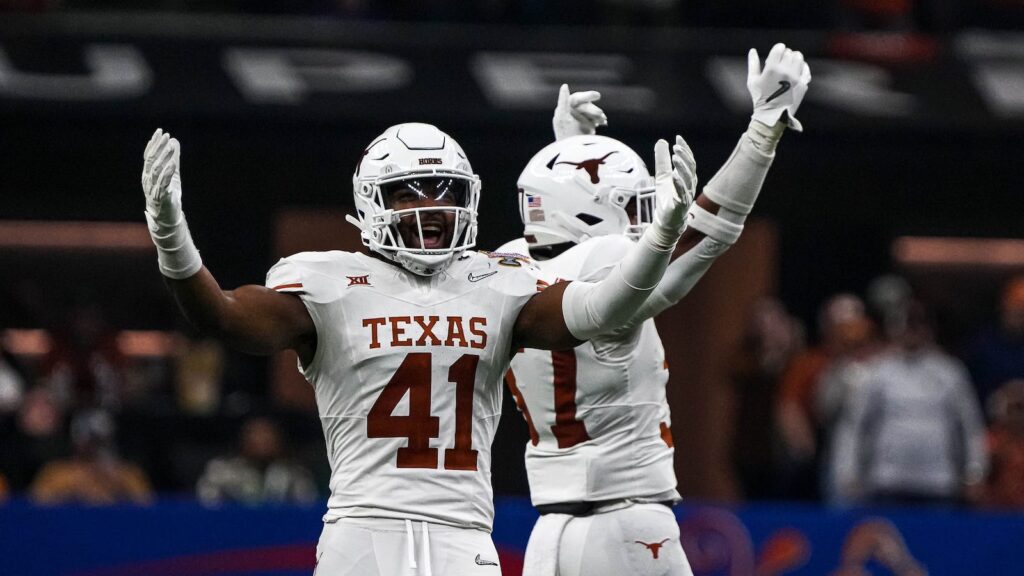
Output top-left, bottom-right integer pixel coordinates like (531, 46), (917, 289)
(266, 249), (544, 531)
(499, 236), (679, 506)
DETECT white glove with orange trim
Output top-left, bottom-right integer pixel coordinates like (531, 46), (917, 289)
(141, 128), (202, 279)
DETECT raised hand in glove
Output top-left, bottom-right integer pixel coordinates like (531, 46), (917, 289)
(646, 136), (696, 250)
(747, 43), (811, 132)
(552, 83), (608, 141)
(141, 128), (201, 279)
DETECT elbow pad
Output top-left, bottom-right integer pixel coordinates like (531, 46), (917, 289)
(687, 204), (743, 245)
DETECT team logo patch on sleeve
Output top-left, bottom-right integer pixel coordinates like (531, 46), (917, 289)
(347, 275), (371, 286)
(481, 251), (531, 267)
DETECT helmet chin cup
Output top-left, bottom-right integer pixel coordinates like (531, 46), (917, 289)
(395, 250), (455, 277)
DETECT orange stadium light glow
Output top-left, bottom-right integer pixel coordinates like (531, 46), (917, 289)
(0, 221), (154, 250)
(1, 329), (52, 356)
(892, 236), (1024, 268)
(3, 329), (179, 357)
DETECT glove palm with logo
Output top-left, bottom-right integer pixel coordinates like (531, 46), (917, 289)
(747, 43), (811, 132)
(552, 83), (608, 141)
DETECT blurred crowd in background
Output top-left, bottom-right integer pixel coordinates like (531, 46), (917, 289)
(2, 272), (1023, 510)
(0, 0), (1022, 31)
(0, 0), (1022, 512)
(730, 274), (1024, 509)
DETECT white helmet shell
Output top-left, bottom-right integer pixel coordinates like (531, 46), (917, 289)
(351, 123), (481, 276)
(516, 135), (654, 248)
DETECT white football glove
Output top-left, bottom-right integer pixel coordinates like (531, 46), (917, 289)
(645, 136), (696, 250)
(142, 128), (183, 226)
(748, 43), (811, 132)
(552, 83), (608, 141)
(141, 128), (202, 279)
(671, 135), (697, 212)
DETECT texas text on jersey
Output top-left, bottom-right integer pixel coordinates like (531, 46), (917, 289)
(267, 248), (546, 531)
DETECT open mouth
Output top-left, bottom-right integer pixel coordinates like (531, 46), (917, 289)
(418, 222), (446, 249)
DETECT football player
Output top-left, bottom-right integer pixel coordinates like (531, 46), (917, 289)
(140, 120), (692, 575)
(499, 43), (811, 576)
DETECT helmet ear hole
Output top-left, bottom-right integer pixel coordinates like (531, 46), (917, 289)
(575, 213), (603, 226)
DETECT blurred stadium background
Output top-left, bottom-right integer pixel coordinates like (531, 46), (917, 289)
(1, 1), (1024, 574)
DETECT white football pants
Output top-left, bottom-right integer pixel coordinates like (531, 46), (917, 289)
(314, 517), (502, 576)
(524, 503), (694, 576)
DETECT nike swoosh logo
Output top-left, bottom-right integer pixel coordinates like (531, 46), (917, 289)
(468, 271), (498, 283)
(474, 554), (498, 566)
(765, 80), (791, 103)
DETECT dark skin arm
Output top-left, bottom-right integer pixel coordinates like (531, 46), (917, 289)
(165, 266), (317, 364)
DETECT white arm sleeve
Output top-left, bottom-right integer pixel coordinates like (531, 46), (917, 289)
(609, 236), (731, 334)
(146, 210), (203, 280)
(561, 233), (672, 341)
(687, 119), (782, 244)
(605, 120), (784, 331)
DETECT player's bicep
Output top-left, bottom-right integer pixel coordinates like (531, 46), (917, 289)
(512, 281), (583, 351)
(221, 284), (315, 355)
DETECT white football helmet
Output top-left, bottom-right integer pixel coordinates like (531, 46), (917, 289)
(516, 135), (655, 249)
(349, 123), (481, 276)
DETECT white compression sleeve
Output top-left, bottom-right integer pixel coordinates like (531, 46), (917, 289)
(703, 119), (782, 215)
(605, 120), (785, 334)
(561, 233), (673, 341)
(610, 236), (731, 335)
(145, 210), (202, 280)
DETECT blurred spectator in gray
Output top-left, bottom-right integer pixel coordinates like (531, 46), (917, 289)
(0, 343), (28, 415)
(866, 274), (913, 342)
(729, 298), (804, 500)
(831, 301), (987, 505)
(981, 379), (1024, 509)
(197, 416), (317, 505)
(776, 294), (874, 500)
(0, 386), (68, 491)
(965, 275), (1024, 407)
(30, 409), (153, 505)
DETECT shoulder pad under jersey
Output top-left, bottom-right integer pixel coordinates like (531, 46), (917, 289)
(265, 250), (369, 304)
(495, 237), (531, 256)
(543, 235), (634, 282)
(463, 250), (548, 298)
